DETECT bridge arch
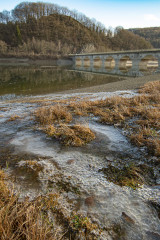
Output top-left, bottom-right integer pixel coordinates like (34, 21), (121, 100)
(139, 55), (158, 73)
(83, 57), (90, 68)
(105, 56), (115, 71)
(75, 58), (82, 67)
(72, 49), (160, 76)
(93, 57), (102, 69)
(119, 56), (132, 73)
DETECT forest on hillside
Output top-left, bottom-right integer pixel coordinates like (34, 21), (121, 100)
(0, 2), (153, 57)
(129, 27), (160, 49)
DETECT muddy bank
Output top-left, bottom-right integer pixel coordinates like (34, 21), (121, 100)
(62, 73), (160, 94)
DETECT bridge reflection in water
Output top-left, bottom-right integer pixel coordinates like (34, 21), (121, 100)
(70, 49), (160, 77)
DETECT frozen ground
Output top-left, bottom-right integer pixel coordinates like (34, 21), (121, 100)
(0, 90), (160, 240)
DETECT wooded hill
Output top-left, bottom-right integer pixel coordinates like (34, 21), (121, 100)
(0, 2), (153, 57)
(129, 27), (160, 49)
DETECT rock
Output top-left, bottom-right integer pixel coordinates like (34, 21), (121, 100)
(105, 156), (114, 162)
(85, 196), (95, 207)
(67, 159), (75, 165)
(122, 212), (135, 224)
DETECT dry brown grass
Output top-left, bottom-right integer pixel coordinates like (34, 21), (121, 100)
(68, 100), (92, 116)
(0, 171), (98, 239)
(130, 127), (160, 156)
(0, 171), (58, 240)
(34, 103), (95, 146)
(24, 160), (44, 172)
(33, 80), (160, 155)
(35, 105), (72, 125)
(71, 81), (160, 156)
(46, 123), (95, 147)
(139, 80), (160, 94)
(7, 115), (20, 121)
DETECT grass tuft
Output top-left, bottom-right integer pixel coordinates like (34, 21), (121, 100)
(35, 105), (72, 125)
(0, 171), (56, 240)
(24, 160), (44, 172)
(7, 115), (20, 121)
(46, 123), (95, 147)
(139, 80), (160, 94)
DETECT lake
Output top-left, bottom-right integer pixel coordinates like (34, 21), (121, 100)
(0, 64), (124, 100)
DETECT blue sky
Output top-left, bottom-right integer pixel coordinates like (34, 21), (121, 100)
(0, 0), (160, 29)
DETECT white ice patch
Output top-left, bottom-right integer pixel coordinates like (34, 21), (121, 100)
(10, 130), (160, 238)
(3, 89), (138, 103)
(89, 122), (129, 152)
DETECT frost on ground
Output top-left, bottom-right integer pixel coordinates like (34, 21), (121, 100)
(0, 82), (160, 240)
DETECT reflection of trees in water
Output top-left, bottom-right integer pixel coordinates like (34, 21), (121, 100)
(0, 66), (122, 96)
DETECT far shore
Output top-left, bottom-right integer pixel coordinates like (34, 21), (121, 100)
(0, 56), (73, 66)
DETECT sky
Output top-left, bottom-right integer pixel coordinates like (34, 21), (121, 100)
(0, 0), (160, 29)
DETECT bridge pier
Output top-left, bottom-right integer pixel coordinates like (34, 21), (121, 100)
(113, 56), (120, 75)
(72, 49), (160, 77)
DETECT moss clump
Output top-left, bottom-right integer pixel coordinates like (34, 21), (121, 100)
(99, 164), (154, 189)
(56, 180), (80, 194)
(71, 214), (97, 232)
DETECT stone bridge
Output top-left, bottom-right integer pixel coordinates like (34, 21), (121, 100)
(70, 49), (160, 77)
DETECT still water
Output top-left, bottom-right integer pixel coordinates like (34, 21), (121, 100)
(0, 65), (124, 99)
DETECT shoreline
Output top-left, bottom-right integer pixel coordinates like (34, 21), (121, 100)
(0, 57), (73, 67)
(62, 72), (160, 94)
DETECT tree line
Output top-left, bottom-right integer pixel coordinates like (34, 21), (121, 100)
(0, 2), (153, 57)
(0, 2), (106, 35)
(129, 27), (160, 49)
